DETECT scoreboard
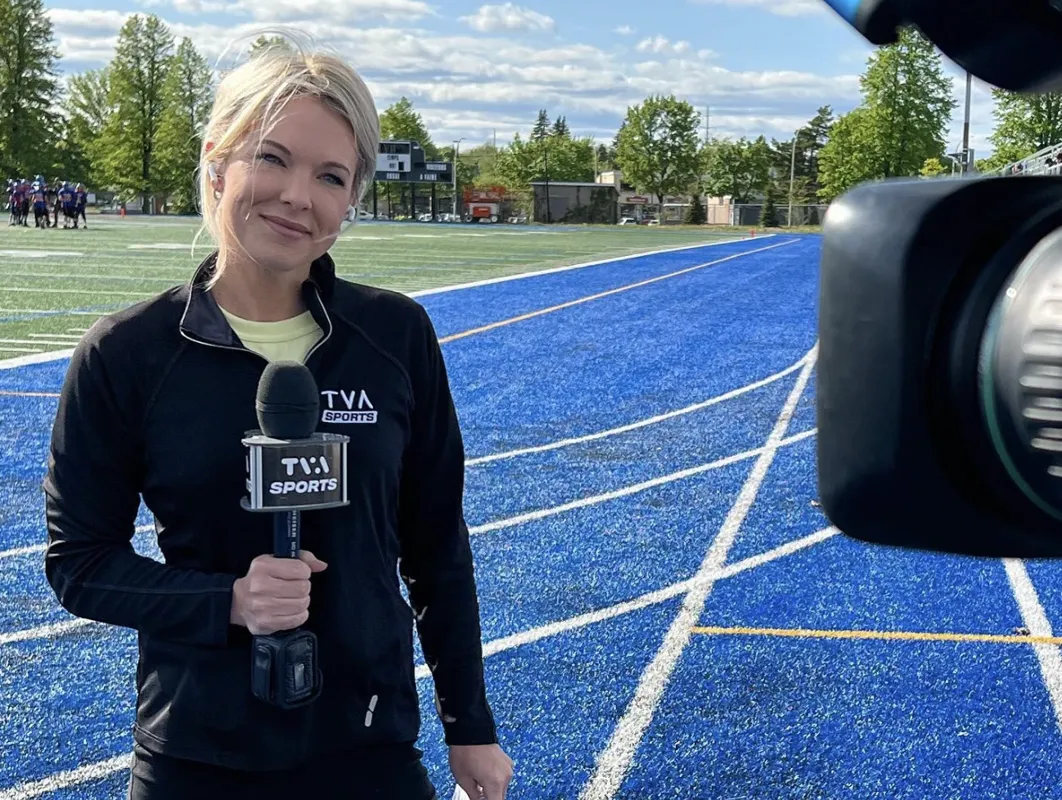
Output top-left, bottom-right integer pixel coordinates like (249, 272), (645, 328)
(374, 139), (453, 184)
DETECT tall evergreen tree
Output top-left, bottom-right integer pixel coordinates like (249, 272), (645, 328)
(0, 0), (62, 177)
(96, 14), (175, 211)
(154, 37), (214, 213)
(531, 109), (550, 141)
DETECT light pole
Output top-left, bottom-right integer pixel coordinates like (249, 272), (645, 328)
(452, 138), (464, 220)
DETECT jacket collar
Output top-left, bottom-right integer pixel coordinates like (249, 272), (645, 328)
(179, 250), (337, 351)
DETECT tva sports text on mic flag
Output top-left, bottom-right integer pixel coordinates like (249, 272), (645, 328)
(243, 431), (349, 512)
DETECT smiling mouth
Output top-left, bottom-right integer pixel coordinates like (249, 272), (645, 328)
(260, 214), (311, 236)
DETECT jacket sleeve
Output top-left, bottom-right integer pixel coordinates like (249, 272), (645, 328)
(43, 324), (237, 646)
(398, 306), (498, 747)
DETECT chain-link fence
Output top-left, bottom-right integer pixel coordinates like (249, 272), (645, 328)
(728, 203), (829, 227)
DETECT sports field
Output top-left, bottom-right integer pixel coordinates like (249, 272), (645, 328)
(3, 219), (1062, 799)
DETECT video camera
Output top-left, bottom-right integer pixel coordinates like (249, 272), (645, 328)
(817, 0), (1062, 558)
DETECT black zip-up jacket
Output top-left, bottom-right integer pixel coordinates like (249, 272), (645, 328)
(42, 251), (497, 770)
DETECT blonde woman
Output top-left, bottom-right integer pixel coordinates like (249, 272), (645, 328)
(43, 35), (513, 800)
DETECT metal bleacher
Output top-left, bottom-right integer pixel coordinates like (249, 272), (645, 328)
(983, 141), (1062, 177)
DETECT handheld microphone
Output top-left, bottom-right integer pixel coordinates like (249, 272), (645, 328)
(241, 361), (350, 710)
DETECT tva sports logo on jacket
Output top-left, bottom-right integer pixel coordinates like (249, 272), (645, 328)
(321, 389), (377, 424)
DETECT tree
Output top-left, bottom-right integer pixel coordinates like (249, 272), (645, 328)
(551, 115), (569, 138)
(494, 131), (595, 187)
(817, 107), (882, 201)
(701, 136), (772, 204)
(0, 0), (63, 177)
(684, 194), (706, 225)
(920, 157), (948, 177)
(154, 37), (213, 213)
(761, 185), (779, 227)
(63, 68), (114, 186)
(988, 89), (1062, 166)
(378, 96), (437, 159)
(859, 26), (955, 178)
(531, 109), (550, 141)
(249, 34), (290, 55)
(816, 27), (954, 199)
(96, 14), (175, 211)
(595, 142), (617, 171)
(615, 94), (701, 205)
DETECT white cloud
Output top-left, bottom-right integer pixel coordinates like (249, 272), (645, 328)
(460, 3), (555, 34)
(689, 0), (824, 15)
(135, 0), (434, 22)
(45, 8), (888, 148)
(614, 25), (634, 35)
(635, 36), (692, 55)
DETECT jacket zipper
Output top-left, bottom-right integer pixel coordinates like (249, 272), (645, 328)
(179, 287), (334, 365)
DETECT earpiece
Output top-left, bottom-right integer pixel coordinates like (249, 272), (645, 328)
(345, 205), (359, 225)
(207, 163), (218, 182)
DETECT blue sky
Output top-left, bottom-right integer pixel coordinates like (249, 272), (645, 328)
(45, 0), (1000, 157)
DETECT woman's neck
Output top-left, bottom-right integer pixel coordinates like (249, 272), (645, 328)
(211, 252), (309, 322)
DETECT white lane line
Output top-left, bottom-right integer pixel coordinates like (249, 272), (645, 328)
(0, 348), (74, 369)
(407, 236), (775, 298)
(0, 753), (133, 800)
(0, 427), (819, 645)
(578, 345), (817, 800)
(1003, 559), (1062, 733)
(0, 524), (838, 798)
(414, 525), (840, 680)
(467, 350), (813, 466)
(468, 428), (817, 536)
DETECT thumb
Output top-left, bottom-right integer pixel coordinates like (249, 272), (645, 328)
(298, 550), (328, 572)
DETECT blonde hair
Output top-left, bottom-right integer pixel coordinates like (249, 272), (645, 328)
(195, 30), (379, 282)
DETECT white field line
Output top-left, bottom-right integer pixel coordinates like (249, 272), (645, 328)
(467, 350), (813, 466)
(578, 346), (817, 800)
(468, 428), (817, 536)
(1003, 559), (1062, 734)
(0, 523), (837, 799)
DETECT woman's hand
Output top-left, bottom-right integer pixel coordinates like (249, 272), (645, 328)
(230, 550), (327, 635)
(449, 743), (514, 800)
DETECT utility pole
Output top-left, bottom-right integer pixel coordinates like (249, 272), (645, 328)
(452, 138), (464, 219)
(962, 70), (972, 173)
(705, 105), (710, 142)
(787, 136), (797, 228)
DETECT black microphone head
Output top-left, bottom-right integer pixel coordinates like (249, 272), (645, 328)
(255, 361), (319, 439)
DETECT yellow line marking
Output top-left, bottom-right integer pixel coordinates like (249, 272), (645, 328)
(438, 239), (798, 344)
(690, 625), (1062, 645)
(1, 239), (797, 397)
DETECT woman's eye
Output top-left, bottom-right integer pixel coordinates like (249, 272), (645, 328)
(260, 152), (284, 165)
(324, 174), (345, 187)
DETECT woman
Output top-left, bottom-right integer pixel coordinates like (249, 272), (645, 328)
(42, 36), (513, 800)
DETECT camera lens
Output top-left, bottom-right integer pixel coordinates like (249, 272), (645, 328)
(980, 226), (1062, 521)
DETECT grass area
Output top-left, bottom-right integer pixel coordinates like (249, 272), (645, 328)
(0, 218), (752, 349)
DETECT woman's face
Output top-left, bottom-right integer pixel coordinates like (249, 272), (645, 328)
(213, 95), (358, 275)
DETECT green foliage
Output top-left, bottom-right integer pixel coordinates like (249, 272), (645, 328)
(249, 35), (291, 56)
(494, 130), (595, 188)
(0, 0), (62, 177)
(684, 193), (706, 225)
(379, 97), (437, 160)
(701, 136), (771, 203)
(94, 14), (175, 210)
(761, 184), (779, 227)
(615, 94), (701, 204)
(920, 157), (947, 177)
(154, 37), (213, 213)
(817, 107), (882, 201)
(988, 88), (1062, 166)
(818, 26), (955, 200)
